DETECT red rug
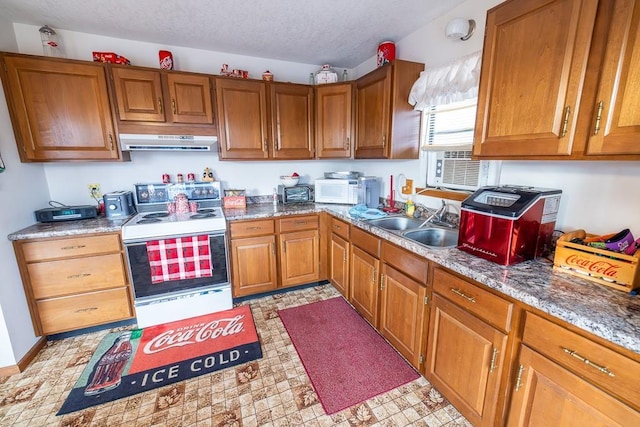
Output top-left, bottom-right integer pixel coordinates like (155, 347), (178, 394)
(278, 297), (419, 414)
(57, 305), (262, 415)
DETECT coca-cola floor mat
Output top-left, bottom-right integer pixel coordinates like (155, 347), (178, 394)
(57, 305), (262, 415)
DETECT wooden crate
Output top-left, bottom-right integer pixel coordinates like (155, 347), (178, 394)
(553, 230), (640, 293)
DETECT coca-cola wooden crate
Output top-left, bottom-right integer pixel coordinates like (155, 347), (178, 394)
(554, 230), (640, 293)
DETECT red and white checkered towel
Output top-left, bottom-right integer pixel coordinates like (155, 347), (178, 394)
(146, 235), (212, 284)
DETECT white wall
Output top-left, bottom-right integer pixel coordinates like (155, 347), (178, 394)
(0, 21), (48, 368)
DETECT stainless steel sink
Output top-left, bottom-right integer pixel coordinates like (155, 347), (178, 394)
(365, 216), (424, 231)
(402, 228), (459, 249)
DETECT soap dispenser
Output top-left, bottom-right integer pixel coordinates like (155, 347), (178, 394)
(405, 198), (415, 217)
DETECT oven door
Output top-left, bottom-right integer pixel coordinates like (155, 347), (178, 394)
(125, 232), (229, 301)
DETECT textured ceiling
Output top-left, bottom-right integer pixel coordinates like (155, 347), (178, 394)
(0, 0), (466, 68)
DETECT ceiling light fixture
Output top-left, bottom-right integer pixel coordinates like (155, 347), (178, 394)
(445, 18), (476, 41)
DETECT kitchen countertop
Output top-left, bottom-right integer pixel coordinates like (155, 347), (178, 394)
(8, 203), (640, 355)
(226, 203), (640, 356)
(7, 215), (133, 241)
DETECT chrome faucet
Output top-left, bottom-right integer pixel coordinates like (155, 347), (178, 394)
(419, 200), (448, 228)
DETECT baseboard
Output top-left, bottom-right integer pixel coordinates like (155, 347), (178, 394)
(0, 336), (47, 377)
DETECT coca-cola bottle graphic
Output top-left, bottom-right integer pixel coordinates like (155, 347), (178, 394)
(84, 331), (133, 396)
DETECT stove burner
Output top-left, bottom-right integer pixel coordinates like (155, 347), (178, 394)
(137, 218), (162, 224)
(190, 213), (215, 219)
(197, 208), (215, 214)
(143, 212), (170, 219)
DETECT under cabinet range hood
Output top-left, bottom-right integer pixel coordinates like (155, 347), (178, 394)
(119, 134), (217, 151)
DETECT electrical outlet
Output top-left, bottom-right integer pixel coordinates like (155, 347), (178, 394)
(88, 183), (102, 199)
(401, 179), (413, 195)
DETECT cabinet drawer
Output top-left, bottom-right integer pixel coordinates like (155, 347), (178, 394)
(523, 312), (640, 408)
(36, 287), (133, 334)
(432, 268), (513, 332)
(28, 253), (127, 299)
(278, 215), (319, 232)
(330, 217), (350, 239)
(230, 219), (275, 238)
(382, 241), (428, 284)
(351, 227), (381, 258)
(21, 234), (121, 261)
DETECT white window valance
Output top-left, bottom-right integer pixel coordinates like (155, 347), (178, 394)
(408, 50), (482, 111)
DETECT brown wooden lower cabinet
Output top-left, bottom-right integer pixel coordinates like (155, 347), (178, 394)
(379, 263), (427, 368)
(349, 245), (380, 327)
(229, 214), (320, 297)
(329, 233), (349, 298)
(279, 229), (319, 288)
(427, 293), (508, 427)
(507, 346), (639, 426)
(230, 235), (278, 297)
(12, 232), (134, 335)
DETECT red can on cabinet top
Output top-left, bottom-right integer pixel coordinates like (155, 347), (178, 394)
(457, 186), (562, 266)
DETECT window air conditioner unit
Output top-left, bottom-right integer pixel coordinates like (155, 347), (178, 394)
(427, 149), (501, 191)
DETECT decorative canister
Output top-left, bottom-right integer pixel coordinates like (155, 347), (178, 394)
(262, 70), (273, 81)
(315, 64), (338, 84)
(377, 41), (395, 67)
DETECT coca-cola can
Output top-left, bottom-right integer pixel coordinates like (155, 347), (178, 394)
(162, 173), (170, 184)
(377, 41), (396, 67)
(159, 50), (174, 70)
(187, 173), (196, 182)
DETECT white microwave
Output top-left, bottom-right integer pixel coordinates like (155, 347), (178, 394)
(314, 179), (358, 204)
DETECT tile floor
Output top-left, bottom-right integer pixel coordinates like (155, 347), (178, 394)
(0, 284), (471, 426)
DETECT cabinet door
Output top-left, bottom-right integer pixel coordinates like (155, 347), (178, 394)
(587, 0), (640, 155)
(474, 0), (599, 157)
(2, 55), (119, 161)
(279, 229), (320, 287)
(316, 83), (353, 158)
(349, 245), (380, 327)
(379, 264), (427, 369)
(355, 65), (391, 158)
(330, 234), (349, 298)
(111, 67), (165, 122)
(427, 294), (507, 427)
(270, 83), (314, 159)
(216, 78), (269, 159)
(165, 73), (214, 124)
(231, 235), (277, 297)
(507, 346), (640, 426)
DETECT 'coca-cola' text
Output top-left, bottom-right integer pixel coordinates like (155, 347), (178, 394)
(565, 255), (620, 278)
(144, 315), (245, 354)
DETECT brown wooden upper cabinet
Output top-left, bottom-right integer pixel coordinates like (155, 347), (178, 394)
(355, 59), (424, 159)
(215, 78), (314, 160)
(110, 66), (215, 133)
(474, 0), (640, 159)
(0, 53), (126, 162)
(316, 82), (353, 158)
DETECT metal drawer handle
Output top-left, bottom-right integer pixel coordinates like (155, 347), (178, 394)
(450, 288), (476, 303)
(75, 307), (98, 313)
(61, 245), (86, 250)
(489, 348), (498, 373)
(294, 221), (308, 225)
(562, 347), (615, 377)
(67, 273), (92, 279)
(333, 224), (341, 229)
(247, 226), (262, 230)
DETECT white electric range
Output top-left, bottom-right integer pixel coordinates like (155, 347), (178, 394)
(121, 181), (232, 328)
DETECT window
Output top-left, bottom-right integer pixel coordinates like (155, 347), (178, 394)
(422, 98), (477, 150)
(421, 98), (501, 191)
